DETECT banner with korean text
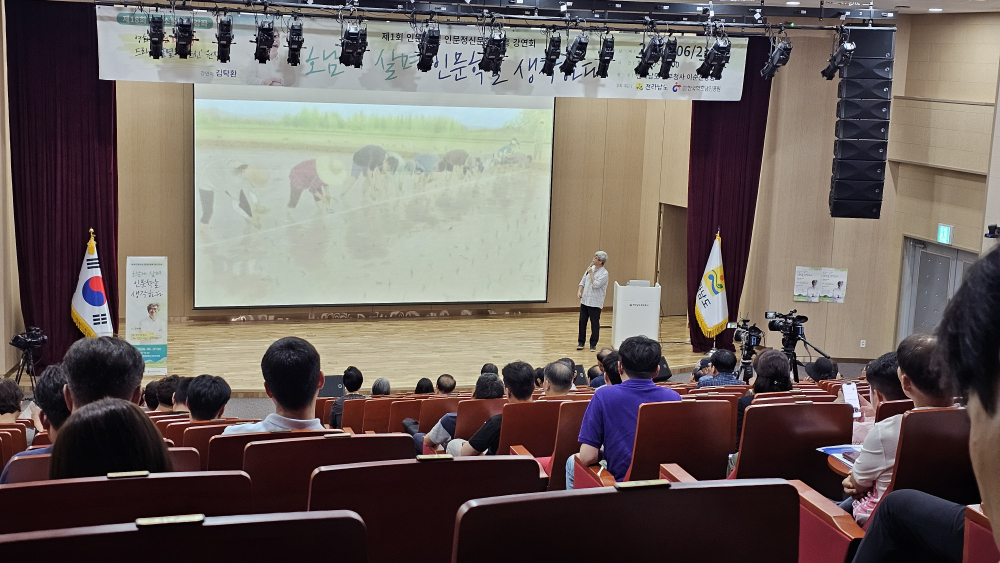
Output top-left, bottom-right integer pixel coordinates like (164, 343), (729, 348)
(95, 6), (748, 101)
(125, 256), (169, 375)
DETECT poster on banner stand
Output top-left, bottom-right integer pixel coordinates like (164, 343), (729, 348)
(125, 257), (169, 375)
(95, 6), (748, 101)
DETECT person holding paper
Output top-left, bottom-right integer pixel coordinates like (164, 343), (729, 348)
(577, 251), (609, 352)
(839, 334), (956, 524)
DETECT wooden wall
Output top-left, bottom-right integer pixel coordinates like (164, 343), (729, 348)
(0, 0), (22, 373)
(116, 91), (690, 320)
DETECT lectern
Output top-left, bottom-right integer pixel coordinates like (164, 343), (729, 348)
(611, 281), (661, 349)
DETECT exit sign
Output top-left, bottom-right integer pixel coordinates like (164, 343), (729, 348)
(938, 223), (954, 245)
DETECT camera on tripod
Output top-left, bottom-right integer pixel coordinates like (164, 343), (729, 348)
(765, 310), (808, 337)
(10, 327), (47, 351)
(732, 318), (764, 383)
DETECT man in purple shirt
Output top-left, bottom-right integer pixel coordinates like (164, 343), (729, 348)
(566, 335), (682, 488)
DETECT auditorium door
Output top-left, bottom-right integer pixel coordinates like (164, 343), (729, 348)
(897, 237), (979, 343)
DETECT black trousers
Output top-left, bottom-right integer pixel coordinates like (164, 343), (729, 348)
(578, 304), (602, 347)
(851, 490), (965, 563)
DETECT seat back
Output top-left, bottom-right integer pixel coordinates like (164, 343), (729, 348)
(245, 434), (415, 513)
(736, 403), (853, 498)
(0, 511), (367, 562)
(0, 432), (13, 465)
(2, 453), (51, 484)
(0, 472), (252, 534)
(386, 399), (422, 433)
(752, 395), (837, 405)
(690, 394), (740, 452)
(547, 400), (589, 491)
(452, 479), (799, 563)
(340, 398), (369, 432)
(207, 431), (337, 471)
(169, 447), (201, 472)
(182, 422), (251, 469)
(31, 432), (50, 446)
(888, 407), (980, 505)
(309, 457), (541, 563)
(454, 399), (506, 440)
(0, 423), (28, 454)
(496, 401), (563, 457)
(165, 419), (258, 445)
(874, 399), (913, 422)
(964, 505), (1000, 563)
(362, 398), (408, 433)
(625, 401), (731, 481)
(314, 397), (333, 421)
(417, 397), (462, 433)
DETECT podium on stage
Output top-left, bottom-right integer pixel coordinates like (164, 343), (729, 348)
(611, 281), (661, 349)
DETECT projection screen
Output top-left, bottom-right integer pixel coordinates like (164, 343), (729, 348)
(193, 85), (553, 308)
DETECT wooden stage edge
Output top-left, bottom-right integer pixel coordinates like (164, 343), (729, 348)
(153, 312), (706, 398)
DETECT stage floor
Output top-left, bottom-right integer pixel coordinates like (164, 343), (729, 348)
(157, 313), (704, 396)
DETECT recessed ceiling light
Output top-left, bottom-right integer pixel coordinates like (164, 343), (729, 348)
(928, 7), (943, 10)
(786, 1), (800, 4)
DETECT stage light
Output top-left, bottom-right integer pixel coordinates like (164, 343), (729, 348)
(541, 34), (561, 77)
(595, 34), (614, 78)
(173, 17), (195, 59)
(559, 32), (588, 77)
(696, 37), (731, 80)
(478, 30), (507, 76)
(252, 20), (275, 64)
(760, 38), (792, 79)
(216, 16), (234, 63)
(147, 14), (165, 59)
(416, 27), (440, 72)
(634, 35), (664, 78)
(287, 21), (304, 66)
(657, 35), (677, 79)
(821, 37), (855, 79)
(339, 25), (368, 68)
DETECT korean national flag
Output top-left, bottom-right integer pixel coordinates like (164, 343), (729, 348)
(71, 229), (114, 338)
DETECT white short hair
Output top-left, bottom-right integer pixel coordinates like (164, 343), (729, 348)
(595, 251), (608, 264)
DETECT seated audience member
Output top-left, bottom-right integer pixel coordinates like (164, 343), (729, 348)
(689, 358), (713, 384)
(414, 378), (434, 394)
(567, 336), (682, 488)
(557, 357), (579, 390)
(0, 378), (24, 425)
(224, 337), (325, 434)
(413, 373), (504, 455)
(696, 350), (744, 388)
(736, 350), (792, 449)
(142, 381), (159, 411)
(851, 247), (1000, 563)
(329, 366), (365, 429)
(153, 375), (181, 413)
(848, 352), (903, 444)
(804, 357), (840, 382)
(453, 361), (535, 457)
(481, 363), (499, 375)
(533, 367), (545, 388)
(372, 377), (391, 396)
(840, 334), (955, 525)
(542, 361), (574, 397)
(587, 365), (605, 389)
(50, 398), (172, 479)
(0, 365), (69, 483)
(171, 376), (192, 414)
(435, 374), (456, 395)
(186, 374), (232, 421)
(602, 351), (622, 385)
(62, 336), (145, 410)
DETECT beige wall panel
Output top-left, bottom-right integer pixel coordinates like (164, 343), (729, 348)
(905, 14), (1000, 103)
(657, 204), (688, 316)
(0, 0), (21, 372)
(638, 101), (666, 282)
(599, 99), (648, 286)
(895, 163), (987, 253)
(659, 101), (692, 208)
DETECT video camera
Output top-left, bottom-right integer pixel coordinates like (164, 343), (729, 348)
(731, 318), (764, 383)
(10, 327), (46, 352)
(763, 310), (828, 383)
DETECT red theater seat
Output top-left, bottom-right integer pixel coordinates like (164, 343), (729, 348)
(874, 399), (913, 422)
(453, 398), (506, 440)
(416, 397), (462, 433)
(964, 505), (1000, 563)
(496, 400), (563, 457)
(387, 399), (422, 433)
(206, 430), (340, 471)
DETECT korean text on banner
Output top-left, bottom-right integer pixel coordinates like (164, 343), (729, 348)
(95, 7), (748, 102)
(694, 234), (728, 338)
(126, 256), (168, 375)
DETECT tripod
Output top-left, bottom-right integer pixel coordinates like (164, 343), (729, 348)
(738, 346), (757, 383)
(781, 333), (830, 383)
(14, 347), (39, 393)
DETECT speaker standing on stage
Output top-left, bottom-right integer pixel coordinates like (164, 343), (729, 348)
(578, 251), (609, 352)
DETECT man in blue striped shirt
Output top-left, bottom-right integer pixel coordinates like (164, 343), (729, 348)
(695, 349), (746, 389)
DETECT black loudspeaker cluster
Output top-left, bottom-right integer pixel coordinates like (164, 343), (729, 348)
(830, 28), (896, 219)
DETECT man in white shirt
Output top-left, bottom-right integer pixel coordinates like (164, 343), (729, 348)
(137, 303), (167, 345)
(577, 251), (610, 352)
(806, 279), (820, 302)
(832, 280), (846, 303)
(223, 336), (326, 434)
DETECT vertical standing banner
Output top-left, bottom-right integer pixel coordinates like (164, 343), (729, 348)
(95, 6), (748, 101)
(126, 256), (169, 375)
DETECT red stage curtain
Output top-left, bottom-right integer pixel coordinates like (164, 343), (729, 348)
(686, 37), (773, 353)
(6, 0), (119, 366)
